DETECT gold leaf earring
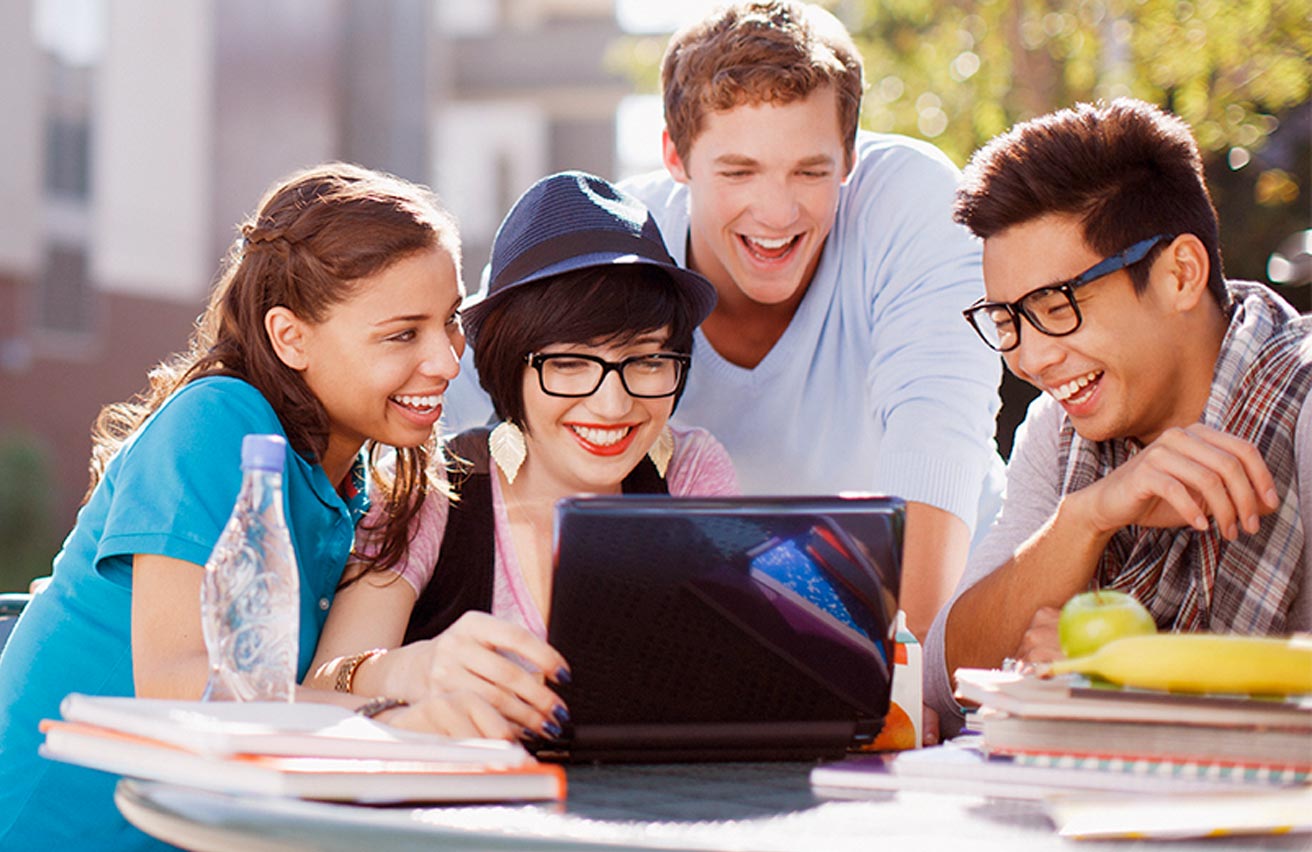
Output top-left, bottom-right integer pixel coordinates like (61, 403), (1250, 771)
(489, 421), (527, 483)
(647, 425), (674, 478)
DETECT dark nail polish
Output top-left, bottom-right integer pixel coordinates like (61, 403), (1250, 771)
(521, 727), (539, 742)
(542, 720), (563, 738)
(554, 667), (572, 685)
(553, 705), (570, 725)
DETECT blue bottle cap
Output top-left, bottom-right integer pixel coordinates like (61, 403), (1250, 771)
(241, 434), (287, 472)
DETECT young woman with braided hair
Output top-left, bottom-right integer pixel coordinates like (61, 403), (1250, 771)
(0, 163), (564, 850)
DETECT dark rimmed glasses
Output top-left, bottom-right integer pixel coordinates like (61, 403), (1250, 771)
(526, 351), (691, 398)
(962, 234), (1174, 352)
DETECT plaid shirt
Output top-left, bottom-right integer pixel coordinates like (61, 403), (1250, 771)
(1058, 281), (1312, 633)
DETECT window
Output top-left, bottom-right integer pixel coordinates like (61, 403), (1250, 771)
(37, 243), (93, 335)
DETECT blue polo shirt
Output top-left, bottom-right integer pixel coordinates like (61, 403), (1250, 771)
(0, 376), (368, 850)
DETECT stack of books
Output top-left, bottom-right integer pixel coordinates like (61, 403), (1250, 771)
(40, 693), (566, 804)
(814, 671), (1311, 795)
(955, 667), (1312, 783)
(811, 668), (1312, 840)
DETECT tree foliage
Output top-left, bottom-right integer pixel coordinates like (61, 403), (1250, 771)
(0, 433), (59, 591)
(846, 0), (1311, 167)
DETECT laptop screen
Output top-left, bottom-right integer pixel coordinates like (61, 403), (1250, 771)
(539, 495), (904, 763)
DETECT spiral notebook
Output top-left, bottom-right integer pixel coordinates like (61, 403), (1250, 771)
(538, 494), (904, 763)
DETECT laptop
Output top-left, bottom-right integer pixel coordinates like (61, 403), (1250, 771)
(535, 494), (904, 763)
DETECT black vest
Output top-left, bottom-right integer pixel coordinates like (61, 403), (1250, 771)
(404, 427), (669, 643)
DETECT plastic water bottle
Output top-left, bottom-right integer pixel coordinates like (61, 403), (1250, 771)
(200, 434), (300, 701)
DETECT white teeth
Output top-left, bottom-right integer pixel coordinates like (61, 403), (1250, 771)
(393, 394), (443, 412)
(570, 425), (631, 446)
(1050, 371), (1101, 402)
(746, 235), (794, 250)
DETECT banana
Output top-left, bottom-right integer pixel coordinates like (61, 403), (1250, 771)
(1046, 633), (1312, 695)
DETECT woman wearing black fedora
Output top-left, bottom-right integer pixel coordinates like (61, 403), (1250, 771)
(306, 172), (738, 739)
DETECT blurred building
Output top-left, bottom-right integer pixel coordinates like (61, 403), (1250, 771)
(0, 0), (627, 542)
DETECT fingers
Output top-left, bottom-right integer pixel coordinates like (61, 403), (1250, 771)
(1015, 606), (1062, 664)
(1184, 425), (1280, 519)
(341, 613), (572, 740)
(447, 612), (571, 684)
(1147, 427), (1275, 539)
(386, 692), (519, 740)
(1172, 442), (1253, 538)
(415, 613), (570, 737)
(1133, 452), (1216, 532)
(430, 642), (564, 735)
(1095, 426), (1277, 540)
(921, 706), (940, 747)
(438, 630), (564, 705)
(459, 691), (525, 740)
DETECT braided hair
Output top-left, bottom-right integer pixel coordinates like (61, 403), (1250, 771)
(87, 163), (461, 575)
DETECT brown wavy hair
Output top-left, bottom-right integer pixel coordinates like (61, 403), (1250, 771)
(85, 162), (461, 576)
(661, 1), (865, 168)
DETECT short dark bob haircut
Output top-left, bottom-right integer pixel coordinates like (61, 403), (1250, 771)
(472, 264), (698, 428)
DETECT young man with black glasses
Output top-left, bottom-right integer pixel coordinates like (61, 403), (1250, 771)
(925, 98), (1312, 737)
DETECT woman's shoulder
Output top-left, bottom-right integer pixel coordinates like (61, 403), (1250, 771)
(120, 376), (281, 467)
(668, 424), (739, 496)
(167, 374), (274, 414)
(669, 422), (719, 447)
(147, 375), (280, 434)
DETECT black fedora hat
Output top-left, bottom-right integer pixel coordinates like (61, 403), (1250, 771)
(461, 171), (717, 343)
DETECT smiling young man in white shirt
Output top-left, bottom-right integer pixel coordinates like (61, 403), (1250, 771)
(621, 1), (1004, 647)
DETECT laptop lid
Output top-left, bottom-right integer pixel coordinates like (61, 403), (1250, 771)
(537, 495), (904, 763)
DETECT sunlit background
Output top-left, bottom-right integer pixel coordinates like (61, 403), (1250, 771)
(0, 0), (1308, 590)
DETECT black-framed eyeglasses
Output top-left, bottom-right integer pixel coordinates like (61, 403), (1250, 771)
(962, 234), (1174, 353)
(526, 351), (691, 398)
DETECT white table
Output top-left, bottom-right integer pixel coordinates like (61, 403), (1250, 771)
(116, 762), (1312, 852)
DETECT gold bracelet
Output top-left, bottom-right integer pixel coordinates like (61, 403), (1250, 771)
(334, 648), (387, 694)
(355, 696), (409, 719)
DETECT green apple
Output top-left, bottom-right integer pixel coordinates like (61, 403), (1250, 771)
(1058, 590), (1157, 659)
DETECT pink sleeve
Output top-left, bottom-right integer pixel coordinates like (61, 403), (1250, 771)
(667, 425), (740, 496)
(355, 478), (450, 597)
